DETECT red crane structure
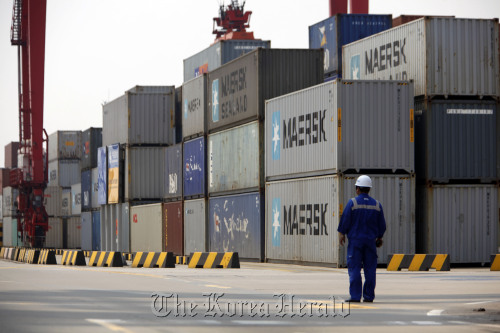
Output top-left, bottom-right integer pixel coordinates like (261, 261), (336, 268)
(213, 0), (255, 42)
(10, 0), (49, 247)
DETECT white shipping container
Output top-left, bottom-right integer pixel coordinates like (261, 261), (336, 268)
(48, 160), (81, 187)
(45, 218), (63, 248)
(71, 183), (82, 215)
(3, 216), (13, 246)
(182, 75), (207, 139)
(44, 186), (62, 217)
(125, 147), (165, 201)
(65, 217), (81, 249)
(184, 198), (207, 254)
(130, 203), (163, 252)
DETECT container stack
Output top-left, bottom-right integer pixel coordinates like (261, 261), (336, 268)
(265, 79), (416, 267)
(2, 142), (18, 247)
(342, 17), (500, 264)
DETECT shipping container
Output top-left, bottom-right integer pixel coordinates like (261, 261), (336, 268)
(0, 195), (3, 219)
(81, 170), (92, 211)
(130, 203), (163, 252)
(183, 39), (271, 82)
(209, 121), (263, 195)
(102, 86), (176, 147)
(184, 198), (207, 254)
(392, 15), (455, 28)
(174, 87), (183, 144)
(107, 144), (123, 204)
(81, 127), (102, 170)
(182, 75), (207, 139)
(2, 187), (18, 217)
(64, 217), (81, 249)
(415, 99), (498, 182)
(61, 189), (71, 217)
(48, 131), (82, 161)
(208, 48), (324, 132)
(44, 186), (62, 217)
(342, 17), (500, 98)
(209, 192), (264, 260)
(45, 218), (63, 248)
(97, 147), (107, 205)
(81, 211), (92, 250)
(0, 168), (11, 193)
(71, 183), (82, 215)
(417, 184), (499, 264)
(91, 168), (99, 209)
(163, 144), (183, 200)
(2, 217), (13, 246)
(92, 210), (101, 251)
(48, 159), (81, 187)
(183, 137), (206, 198)
(309, 14), (392, 76)
(4, 142), (19, 169)
(101, 203), (130, 252)
(265, 80), (414, 180)
(125, 146), (164, 201)
(163, 201), (183, 255)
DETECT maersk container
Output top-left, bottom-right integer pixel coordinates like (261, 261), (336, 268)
(164, 144), (182, 200)
(102, 86), (176, 147)
(97, 147), (107, 205)
(61, 189), (71, 217)
(183, 137), (206, 198)
(208, 48), (324, 132)
(48, 159), (81, 187)
(125, 146), (164, 201)
(208, 192), (264, 260)
(415, 99), (498, 182)
(342, 17), (500, 98)
(265, 80), (414, 180)
(309, 14), (392, 76)
(91, 168), (99, 209)
(183, 39), (271, 82)
(209, 121), (263, 195)
(81, 127), (102, 170)
(130, 203), (163, 252)
(81, 170), (92, 211)
(71, 183), (82, 215)
(44, 186), (62, 217)
(101, 203), (130, 252)
(184, 198), (207, 254)
(48, 131), (82, 161)
(182, 74), (207, 139)
(92, 210), (101, 251)
(45, 218), (63, 248)
(163, 201), (184, 255)
(65, 217), (81, 249)
(417, 184), (499, 264)
(81, 211), (92, 250)
(2, 187), (18, 217)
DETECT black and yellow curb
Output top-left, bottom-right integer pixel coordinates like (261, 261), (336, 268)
(83, 251), (92, 258)
(491, 254), (500, 271)
(387, 254), (450, 271)
(123, 253), (133, 261)
(56, 249), (64, 255)
(132, 252), (175, 268)
(61, 250), (86, 266)
(38, 249), (57, 265)
(24, 249), (41, 264)
(176, 256), (188, 265)
(16, 248), (27, 262)
(0, 247), (5, 258)
(89, 251), (124, 267)
(188, 252), (240, 269)
(3, 248), (14, 260)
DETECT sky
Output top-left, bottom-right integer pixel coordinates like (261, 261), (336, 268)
(0, 0), (499, 168)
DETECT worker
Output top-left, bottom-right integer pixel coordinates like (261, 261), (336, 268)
(337, 175), (386, 303)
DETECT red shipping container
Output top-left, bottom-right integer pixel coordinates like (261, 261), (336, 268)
(0, 168), (11, 194)
(4, 142), (19, 169)
(163, 201), (184, 256)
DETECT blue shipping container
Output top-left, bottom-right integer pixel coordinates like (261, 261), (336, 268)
(97, 146), (107, 205)
(164, 144), (183, 199)
(208, 192), (264, 260)
(92, 210), (101, 251)
(81, 170), (92, 211)
(309, 14), (392, 76)
(183, 137), (206, 198)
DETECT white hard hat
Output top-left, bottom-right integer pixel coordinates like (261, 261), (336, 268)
(355, 175), (372, 188)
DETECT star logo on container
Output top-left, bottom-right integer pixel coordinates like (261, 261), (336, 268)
(212, 79), (219, 123)
(272, 198), (281, 247)
(184, 98), (188, 119)
(350, 54), (360, 80)
(271, 111), (280, 160)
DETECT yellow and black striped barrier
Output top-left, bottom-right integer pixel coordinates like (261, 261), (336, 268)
(3, 248), (13, 260)
(83, 251), (92, 258)
(387, 254), (450, 271)
(132, 252), (175, 268)
(16, 248), (27, 262)
(61, 250), (86, 266)
(56, 249), (64, 255)
(0, 247), (5, 258)
(176, 256), (188, 265)
(123, 253), (133, 261)
(491, 254), (500, 271)
(188, 252), (240, 269)
(88, 251), (124, 267)
(38, 249), (57, 265)
(25, 249), (40, 264)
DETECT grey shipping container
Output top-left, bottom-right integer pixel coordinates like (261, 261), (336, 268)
(2, 217), (14, 246)
(182, 74), (207, 139)
(130, 203), (163, 252)
(101, 203), (130, 252)
(81, 211), (92, 250)
(48, 131), (82, 161)
(125, 147), (164, 201)
(71, 183), (82, 215)
(43, 186), (62, 217)
(164, 144), (183, 200)
(61, 189), (71, 217)
(45, 218), (63, 248)
(183, 39), (271, 82)
(184, 198), (207, 254)
(81, 127), (102, 170)
(265, 80), (415, 180)
(102, 86), (176, 147)
(415, 99), (498, 182)
(2, 187), (18, 217)
(209, 121), (263, 195)
(65, 217), (81, 249)
(48, 160), (81, 187)
(208, 48), (324, 132)
(342, 17), (500, 98)
(91, 168), (99, 209)
(4, 142), (19, 169)
(417, 184), (499, 264)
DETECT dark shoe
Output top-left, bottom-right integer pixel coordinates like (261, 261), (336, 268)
(363, 299), (373, 303)
(346, 299), (360, 303)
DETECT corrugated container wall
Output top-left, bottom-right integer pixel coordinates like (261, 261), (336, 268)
(48, 131), (82, 161)
(45, 218), (63, 248)
(81, 211), (92, 250)
(48, 160), (81, 187)
(183, 39), (271, 82)
(61, 189), (71, 216)
(265, 80), (414, 180)
(417, 185), (499, 263)
(209, 121), (263, 195)
(81, 127), (102, 170)
(97, 147), (107, 205)
(100, 203), (129, 252)
(0, 168), (11, 194)
(125, 147), (164, 201)
(164, 144), (183, 200)
(2, 217), (13, 246)
(65, 217), (81, 249)
(130, 203), (163, 252)
(4, 142), (19, 169)
(81, 170), (92, 211)
(184, 198), (207, 254)
(415, 99), (498, 182)
(163, 201), (184, 255)
(209, 192), (264, 260)
(183, 137), (206, 198)
(102, 86), (176, 147)
(2, 187), (18, 217)
(342, 17), (500, 98)
(182, 75), (207, 140)
(208, 48), (324, 132)
(44, 186), (62, 217)
(71, 183), (82, 215)
(92, 211), (101, 251)
(309, 14), (392, 77)
(91, 168), (99, 209)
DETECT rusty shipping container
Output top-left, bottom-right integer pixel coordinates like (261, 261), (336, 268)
(184, 198), (207, 254)
(4, 142), (19, 169)
(163, 201), (184, 255)
(48, 131), (82, 161)
(182, 74), (207, 140)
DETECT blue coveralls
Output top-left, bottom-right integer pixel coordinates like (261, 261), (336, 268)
(337, 193), (386, 301)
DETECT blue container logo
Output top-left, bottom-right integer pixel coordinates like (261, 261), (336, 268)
(271, 111), (281, 160)
(350, 54), (361, 79)
(272, 198), (281, 247)
(212, 79), (220, 123)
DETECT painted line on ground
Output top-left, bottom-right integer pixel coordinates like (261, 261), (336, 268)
(427, 309), (444, 316)
(411, 321), (442, 325)
(466, 300), (497, 305)
(306, 299), (376, 310)
(86, 319), (134, 333)
(204, 284), (232, 289)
